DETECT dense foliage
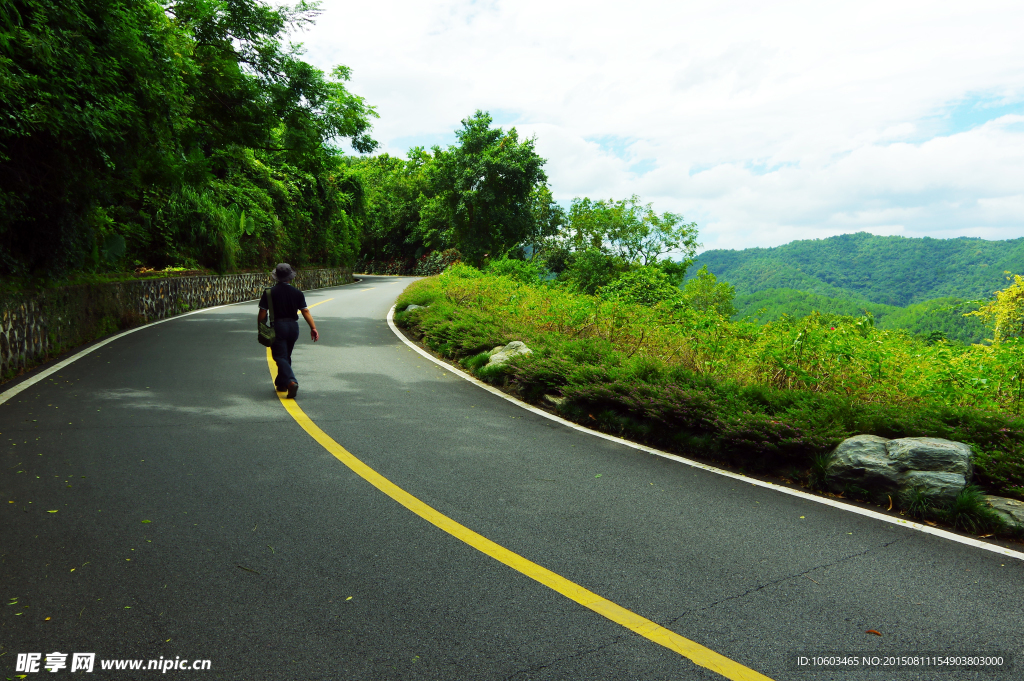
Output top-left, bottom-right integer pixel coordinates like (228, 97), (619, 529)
(0, 0), (376, 277)
(734, 289), (989, 345)
(350, 124), (699, 286)
(395, 270), (1024, 511)
(694, 232), (1024, 306)
(350, 112), (557, 268)
(969, 274), (1024, 345)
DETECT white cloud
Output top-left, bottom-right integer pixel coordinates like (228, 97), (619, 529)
(298, 0), (1024, 251)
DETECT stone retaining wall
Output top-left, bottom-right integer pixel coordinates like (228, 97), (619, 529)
(0, 267), (352, 382)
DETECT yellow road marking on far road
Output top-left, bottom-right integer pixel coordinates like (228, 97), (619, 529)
(264, 348), (773, 681)
(306, 298), (333, 309)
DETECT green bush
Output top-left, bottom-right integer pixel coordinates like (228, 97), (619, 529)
(484, 257), (542, 285)
(598, 266), (680, 307)
(443, 262), (483, 280)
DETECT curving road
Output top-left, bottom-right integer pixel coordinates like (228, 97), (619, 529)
(1, 275), (1022, 680)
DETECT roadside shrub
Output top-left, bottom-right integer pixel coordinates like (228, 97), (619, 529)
(484, 257), (542, 285)
(395, 278), (441, 308)
(443, 262), (483, 279)
(414, 249), (462, 276)
(461, 351), (493, 372)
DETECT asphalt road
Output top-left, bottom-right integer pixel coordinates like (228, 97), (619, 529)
(1, 275), (1022, 681)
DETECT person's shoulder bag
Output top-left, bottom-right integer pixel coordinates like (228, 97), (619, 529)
(257, 286), (276, 347)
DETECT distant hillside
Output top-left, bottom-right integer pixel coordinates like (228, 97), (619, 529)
(692, 232), (1024, 306)
(733, 289), (989, 345)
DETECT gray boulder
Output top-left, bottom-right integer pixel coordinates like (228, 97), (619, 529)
(982, 496), (1024, 531)
(900, 471), (967, 506)
(826, 435), (900, 495)
(825, 435), (973, 506)
(404, 304), (426, 312)
(543, 394), (566, 407)
(487, 341), (532, 366)
(886, 437), (972, 477)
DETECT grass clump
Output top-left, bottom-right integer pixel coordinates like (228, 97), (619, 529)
(940, 486), (1006, 534)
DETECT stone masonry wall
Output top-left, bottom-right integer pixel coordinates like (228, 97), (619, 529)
(0, 267), (352, 382)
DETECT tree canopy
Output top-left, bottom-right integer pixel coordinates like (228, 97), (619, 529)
(416, 111), (548, 264)
(0, 0), (376, 276)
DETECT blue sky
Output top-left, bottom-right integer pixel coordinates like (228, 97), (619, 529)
(303, 0), (1024, 252)
(941, 96), (1023, 136)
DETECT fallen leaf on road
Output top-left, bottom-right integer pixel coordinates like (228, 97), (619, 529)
(978, 533), (994, 538)
(141, 520), (151, 524)
(865, 630), (882, 636)
(47, 510), (57, 513)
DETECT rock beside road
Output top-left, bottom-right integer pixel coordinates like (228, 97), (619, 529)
(885, 438), (973, 477)
(826, 435), (973, 506)
(487, 341), (532, 366)
(982, 496), (1024, 531)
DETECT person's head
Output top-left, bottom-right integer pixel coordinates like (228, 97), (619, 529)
(273, 263), (296, 283)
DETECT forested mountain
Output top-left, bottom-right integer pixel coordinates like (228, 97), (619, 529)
(693, 232), (1024, 306)
(733, 289), (989, 344)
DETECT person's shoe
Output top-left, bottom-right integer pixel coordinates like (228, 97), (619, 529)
(275, 384), (286, 393)
(286, 381), (298, 399)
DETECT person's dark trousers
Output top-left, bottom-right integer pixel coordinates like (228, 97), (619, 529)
(271, 319), (300, 389)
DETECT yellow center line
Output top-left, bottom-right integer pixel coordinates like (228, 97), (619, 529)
(265, 348), (772, 681)
(306, 298), (333, 309)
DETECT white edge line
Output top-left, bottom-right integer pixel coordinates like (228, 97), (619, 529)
(0, 281), (350, 407)
(387, 305), (1024, 563)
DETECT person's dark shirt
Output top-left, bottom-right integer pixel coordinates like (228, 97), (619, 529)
(259, 283), (307, 321)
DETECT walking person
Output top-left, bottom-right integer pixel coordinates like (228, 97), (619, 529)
(258, 263), (319, 398)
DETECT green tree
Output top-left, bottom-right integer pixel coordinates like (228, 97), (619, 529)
(523, 183), (565, 261)
(417, 111), (547, 264)
(0, 0), (377, 276)
(0, 0), (190, 273)
(968, 274), (1024, 344)
(351, 150), (432, 261)
(598, 265), (681, 306)
(562, 195), (699, 267)
(681, 265), (737, 317)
